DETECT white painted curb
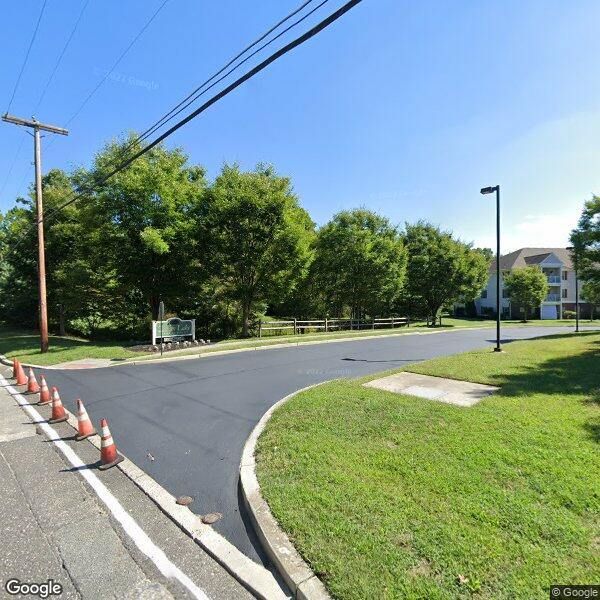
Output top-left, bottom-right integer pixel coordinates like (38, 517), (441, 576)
(240, 382), (334, 600)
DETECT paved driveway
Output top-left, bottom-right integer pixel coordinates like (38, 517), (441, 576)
(36, 326), (583, 564)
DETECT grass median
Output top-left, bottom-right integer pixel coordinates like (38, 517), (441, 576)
(256, 331), (600, 599)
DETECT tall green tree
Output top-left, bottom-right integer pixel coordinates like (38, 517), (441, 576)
(503, 266), (549, 322)
(202, 164), (314, 337)
(0, 170), (83, 330)
(571, 195), (600, 283)
(581, 280), (600, 320)
(403, 222), (489, 324)
(311, 209), (407, 319)
(76, 135), (207, 323)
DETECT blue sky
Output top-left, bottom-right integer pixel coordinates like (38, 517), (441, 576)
(2, 0), (599, 252)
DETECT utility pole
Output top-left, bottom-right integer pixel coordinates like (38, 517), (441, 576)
(2, 113), (68, 353)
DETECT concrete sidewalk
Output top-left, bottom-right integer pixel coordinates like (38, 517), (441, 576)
(0, 365), (255, 600)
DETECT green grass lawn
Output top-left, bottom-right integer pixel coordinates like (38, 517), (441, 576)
(2, 318), (597, 366)
(132, 317), (599, 362)
(0, 324), (138, 366)
(256, 332), (600, 599)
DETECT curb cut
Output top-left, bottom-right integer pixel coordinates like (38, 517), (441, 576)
(2, 365), (289, 600)
(240, 382), (334, 600)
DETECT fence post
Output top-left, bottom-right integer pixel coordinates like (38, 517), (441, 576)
(372, 319), (375, 330)
(407, 316), (410, 327)
(391, 317), (395, 328)
(259, 321), (262, 338)
(350, 318), (353, 331)
(293, 318), (297, 335)
(325, 317), (328, 332)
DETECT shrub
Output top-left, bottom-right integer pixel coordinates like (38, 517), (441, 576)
(481, 306), (496, 319)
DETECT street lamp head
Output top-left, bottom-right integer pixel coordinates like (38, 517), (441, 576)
(480, 186), (498, 195)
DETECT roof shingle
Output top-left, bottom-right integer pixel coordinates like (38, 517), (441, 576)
(491, 248), (572, 272)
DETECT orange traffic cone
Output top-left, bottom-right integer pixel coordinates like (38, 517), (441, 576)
(75, 399), (96, 441)
(12, 357), (18, 379)
(48, 387), (68, 424)
(15, 361), (28, 386)
(27, 368), (40, 394)
(99, 419), (123, 470)
(38, 375), (51, 405)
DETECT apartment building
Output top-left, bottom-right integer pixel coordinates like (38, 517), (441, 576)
(474, 247), (592, 320)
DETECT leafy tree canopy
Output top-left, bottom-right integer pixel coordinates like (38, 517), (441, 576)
(202, 163), (314, 336)
(403, 222), (489, 323)
(311, 208), (407, 319)
(581, 280), (600, 320)
(571, 195), (600, 283)
(504, 266), (549, 322)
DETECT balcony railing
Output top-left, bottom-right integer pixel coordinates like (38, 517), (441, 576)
(544, 294), (561, 302)
(547, 275), (561, 284)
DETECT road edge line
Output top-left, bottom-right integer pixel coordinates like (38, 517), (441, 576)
(239, 382), (334, 600)
(0, 373), (210, 600)
(28, 380), (289, 600)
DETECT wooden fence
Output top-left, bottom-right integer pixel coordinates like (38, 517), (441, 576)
(258, 316), (410, 337)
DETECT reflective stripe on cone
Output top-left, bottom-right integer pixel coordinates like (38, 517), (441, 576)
(76, 399), (97, 440)
(48, 387), (68, 423)
(27, 368), (40, 394)
(98, 418), (123, 470)
(38, 376), (51, 405)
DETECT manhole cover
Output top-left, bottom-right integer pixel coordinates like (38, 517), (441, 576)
(176, 496), (194, 506)
(202, 512), (222, 524)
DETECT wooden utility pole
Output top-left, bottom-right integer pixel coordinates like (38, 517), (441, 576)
(2, 113), (68, 353)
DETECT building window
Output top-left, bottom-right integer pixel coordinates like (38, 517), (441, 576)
(502, 289), (510, 298)
(562, 271), (568, 281)
(481, 290), (487, 299)
(562, 288), (567, 299)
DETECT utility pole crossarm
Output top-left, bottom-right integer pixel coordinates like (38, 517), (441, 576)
(2, 113), (68, 135)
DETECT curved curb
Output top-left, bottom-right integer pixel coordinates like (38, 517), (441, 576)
(0, 353), (63, 370)
(1, 325), (489, 370)
(1, 364), (287, 600)
(240, 382), (334, 600)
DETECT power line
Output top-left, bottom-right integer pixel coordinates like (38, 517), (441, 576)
(5, 0), (48, 113)
(45, 0), (325, 218)
(129, 0), (320, 149)
(1, 1), (89, 206)
(43, 0), (170, 156)
(2, 0), (48, 199)
(15, 163), (32, 199)
(0, 134), (28, 201)
(62, 0), (170, 128)
(14, 0), (363, 246)
(33, 0), (91, 113)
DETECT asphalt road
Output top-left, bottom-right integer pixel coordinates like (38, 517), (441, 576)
(36, 326), (583, 565)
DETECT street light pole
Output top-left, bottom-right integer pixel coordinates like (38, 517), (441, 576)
(481, 185), (502, 352)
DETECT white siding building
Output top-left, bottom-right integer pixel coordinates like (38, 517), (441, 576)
(474, 247), (590, 320)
